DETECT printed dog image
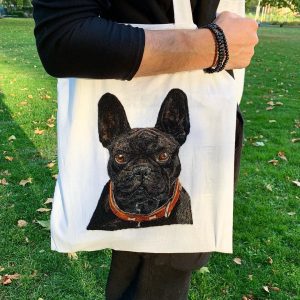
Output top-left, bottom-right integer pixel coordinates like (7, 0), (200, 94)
(87, 89), (193, 231)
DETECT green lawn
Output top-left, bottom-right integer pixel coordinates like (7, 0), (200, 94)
(0, 19), (299, 300)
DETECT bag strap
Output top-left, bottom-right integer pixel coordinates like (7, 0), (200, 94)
(173, 0), (195, 27)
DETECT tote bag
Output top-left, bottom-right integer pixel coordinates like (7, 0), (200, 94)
(51, 0), (245, 253)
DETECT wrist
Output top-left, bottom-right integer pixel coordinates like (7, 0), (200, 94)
(196, 28), (217, 69)
(201, 23), (229, 73)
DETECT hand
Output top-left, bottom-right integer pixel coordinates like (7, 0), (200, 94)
(214, 11), (259, 69)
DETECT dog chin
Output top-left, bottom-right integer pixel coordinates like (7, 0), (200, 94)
(115, 189), (170, 215)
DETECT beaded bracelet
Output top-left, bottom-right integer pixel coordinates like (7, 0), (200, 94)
(202, 23), (229, 73)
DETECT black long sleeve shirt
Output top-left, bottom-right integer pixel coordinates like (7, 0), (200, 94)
(32, 0), (219, 80)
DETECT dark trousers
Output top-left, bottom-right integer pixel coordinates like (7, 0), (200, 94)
(106, 251), (211, 300)
(106, 107), (244, 300)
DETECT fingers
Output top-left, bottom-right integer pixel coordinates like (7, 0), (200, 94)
(214, 11), (259, 69)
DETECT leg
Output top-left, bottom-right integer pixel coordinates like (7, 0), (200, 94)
(133, 252), (210, 300)
(133, 254), (191, 300)
(105, 252), (210, 300)
(105, 250), (141, 300)
(234, 105), (244, 189)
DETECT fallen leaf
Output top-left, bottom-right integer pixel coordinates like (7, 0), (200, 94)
(36, 208), (51, 213)
(8, 135), (16, 141)
(263, 286), (270, 293)
(267, 101), (275, 106)
(275, 101), (283, 106)
(233, 257), (242, 265)
(0, 178), (8, 186)
(242, 294), (254, 300)
(267, 257), (273, 264)
(34, 128), (45, 135)
(1, 275), (11, 285)
(287, 212), (296, 216)
(19, 101), (28, 106)
(269, 120), (276, 123)
(68, 252), (78, 260)
(253, 141), (265, 147)
(44, 198), (53, 205)
(27, 95), (33, 99)
(278, 151), (287, 161)
(17, 220), (28, 228)
(199, 267), (210, 274)
(25, 237), (29, 243)
(1, 170), (11, 176)
(268, 159), (278, 166)
(47, 123), (55, 128)
(29, 270), (38, 278)
(47, 162), (55, 168)
(0, 266), (5, 272)
(36, 220), (50, 230)
(19, 178), (32, 186)
(52, 174), (58, 180)
(291, 138), (300, 143)
(266, 106), (274, 111)
(270, 286), (280, 292)
(292, 180), (300, 187)
(0, 273), (21, 285)
(266, 184), (273, 191)
(248, 274), (253, 280)
(5, 156), (14, 161)
(47, 115), (56, 123)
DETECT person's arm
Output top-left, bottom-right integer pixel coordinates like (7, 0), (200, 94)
(137, 12), (259, 77)
(32, 0), (258, 80)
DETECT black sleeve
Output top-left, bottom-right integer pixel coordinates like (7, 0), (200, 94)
(32, 0), (145, 80)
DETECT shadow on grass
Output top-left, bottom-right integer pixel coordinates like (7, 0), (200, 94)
(0, 92), (109, 299)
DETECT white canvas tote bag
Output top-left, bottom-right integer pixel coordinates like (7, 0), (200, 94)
(51, 0), (245, 253)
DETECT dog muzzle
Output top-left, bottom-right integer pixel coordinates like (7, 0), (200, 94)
(108, 179), (182, 223)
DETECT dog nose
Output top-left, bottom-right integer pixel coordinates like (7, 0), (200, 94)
(133, 166), (151, 177)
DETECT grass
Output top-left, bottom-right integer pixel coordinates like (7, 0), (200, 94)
(247, 12), (300, 25)
(0, 18), (299, 300)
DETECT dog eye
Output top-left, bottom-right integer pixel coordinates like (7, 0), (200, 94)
(158, 152), (169, 162)
(115, 154), (126, 164)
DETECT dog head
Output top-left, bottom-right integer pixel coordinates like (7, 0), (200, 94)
(98, 89), (190, 215)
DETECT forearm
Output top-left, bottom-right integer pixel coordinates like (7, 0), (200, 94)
(136, 29), (215, 77)
(136, 12), (259, 77)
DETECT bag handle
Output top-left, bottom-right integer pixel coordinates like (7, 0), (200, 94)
(173, 0), (195, 28)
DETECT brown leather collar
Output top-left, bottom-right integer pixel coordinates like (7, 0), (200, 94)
(108, 179), (182, 223)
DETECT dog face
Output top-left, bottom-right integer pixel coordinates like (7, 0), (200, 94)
(98, 89), (190, 215)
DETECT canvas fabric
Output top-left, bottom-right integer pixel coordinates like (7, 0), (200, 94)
(51, 0), (245, 253)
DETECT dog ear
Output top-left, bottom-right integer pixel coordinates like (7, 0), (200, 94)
(155, 89), (190, 145)
(98, 93), (131, 148)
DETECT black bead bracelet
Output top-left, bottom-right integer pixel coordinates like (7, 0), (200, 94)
(202, 23), (229, 73)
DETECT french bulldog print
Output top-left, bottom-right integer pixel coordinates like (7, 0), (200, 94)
(87, 89), (193, 231)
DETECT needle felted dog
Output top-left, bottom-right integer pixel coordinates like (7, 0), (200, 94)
(87, 88), (193, 231)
